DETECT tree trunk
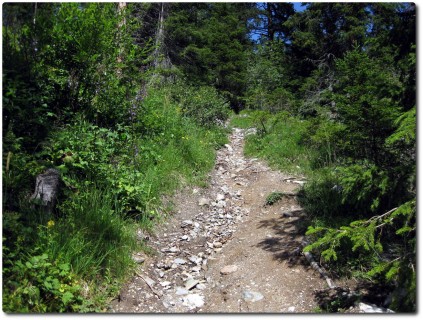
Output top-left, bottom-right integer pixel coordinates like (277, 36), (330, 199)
(116, 2), (127, 77)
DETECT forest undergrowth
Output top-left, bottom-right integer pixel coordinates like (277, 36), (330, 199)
(3, 2), (415, 313)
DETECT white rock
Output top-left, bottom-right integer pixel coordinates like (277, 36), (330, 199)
(175, 287), (189, 295)
(174, 258), (187, 265)
(242, 290), (264, 302)
(196, 283), (206, 290)
(220, 185), (229, 194)
(183, 294), (204, 309)
(359, 302), (394, 313)
(188, 255), (197, 262)
(216, 193), (225, 201)
(288, 306), (296, 312)
(160, 281), (172, 287)
(216, 200), (226, 208)
(225, 144), (233, 152)
(213, 241), (223, 248)
(181, 220), (193, 228)
(293, 180), (306, 186)
(185, 278), (199, 290)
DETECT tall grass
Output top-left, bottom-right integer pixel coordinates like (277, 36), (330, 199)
(3, 84), (230, 312)
(231, 111), (316, 175)
(38, 187), (138, 280)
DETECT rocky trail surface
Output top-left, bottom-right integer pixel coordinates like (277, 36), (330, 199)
(109, 127), (342, 313)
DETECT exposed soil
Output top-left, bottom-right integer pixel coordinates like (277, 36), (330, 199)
(108, 127), (347, 313)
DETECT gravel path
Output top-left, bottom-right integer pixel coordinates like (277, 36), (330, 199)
(109, 127), (329, 313)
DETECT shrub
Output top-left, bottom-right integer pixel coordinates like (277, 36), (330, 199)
(169, 83), (231, 127)
(3, 251), (86, 313)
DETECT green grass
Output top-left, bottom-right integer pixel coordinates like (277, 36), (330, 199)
(48, 187), (139, 279)
(2, 187), (140, 312)
(229, 110), (257, 128)
(265, 192), (285, 206)
(2, 84), (231, 312)
(231, 111), (316, 176)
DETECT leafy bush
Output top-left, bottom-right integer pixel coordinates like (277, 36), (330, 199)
(306, 118), (346, 168)
(3, 252), (86, 313)
(169, 83), (231, 127)
(2, 81), (229, 312)
(298, 169), (344, 223)
(3, 187), (138, 313)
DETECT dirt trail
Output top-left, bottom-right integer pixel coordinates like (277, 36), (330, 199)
(109, 127), (329, 313)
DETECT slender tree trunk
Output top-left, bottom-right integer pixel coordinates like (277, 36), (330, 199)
(150, 2), (172, 82)
(33, 3), (37, 26)
(116, 2), (127, 77)
(266, 3), (274, 41)
(153, 2), (166, 69)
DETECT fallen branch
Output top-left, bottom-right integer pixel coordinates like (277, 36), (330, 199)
(301, 239), (336, 289)
(303, 251), (336, 289)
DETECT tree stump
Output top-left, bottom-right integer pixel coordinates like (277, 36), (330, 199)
(30, 168), (60, 215)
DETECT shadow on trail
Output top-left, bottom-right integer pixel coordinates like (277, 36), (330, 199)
(255, 214), (310, 268)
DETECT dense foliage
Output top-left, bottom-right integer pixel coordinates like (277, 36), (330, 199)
(3, 3), (229, 312)
(237, 2), (416, 313)
(2, 2), (416, 313)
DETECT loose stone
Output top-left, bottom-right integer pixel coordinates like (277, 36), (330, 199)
(174, 258), (187, 265)
(198, 198), (210, 206)
(359, 302), (395, 313)
(175, 287), (189, 295)
(182, 294), (204, 310)
(213, 241), (223, 248)
(242, 290), (264, 302)
(185, 278), (200, 290)
(181, 220), (193, 228)
(132, 255), (145, 264)
(142, 276), (156, 287)
(220, 265), (238, 275)
(216, 193), (225, 201)
(196, 283), (206, 290)
(192, 266), (201, 272)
